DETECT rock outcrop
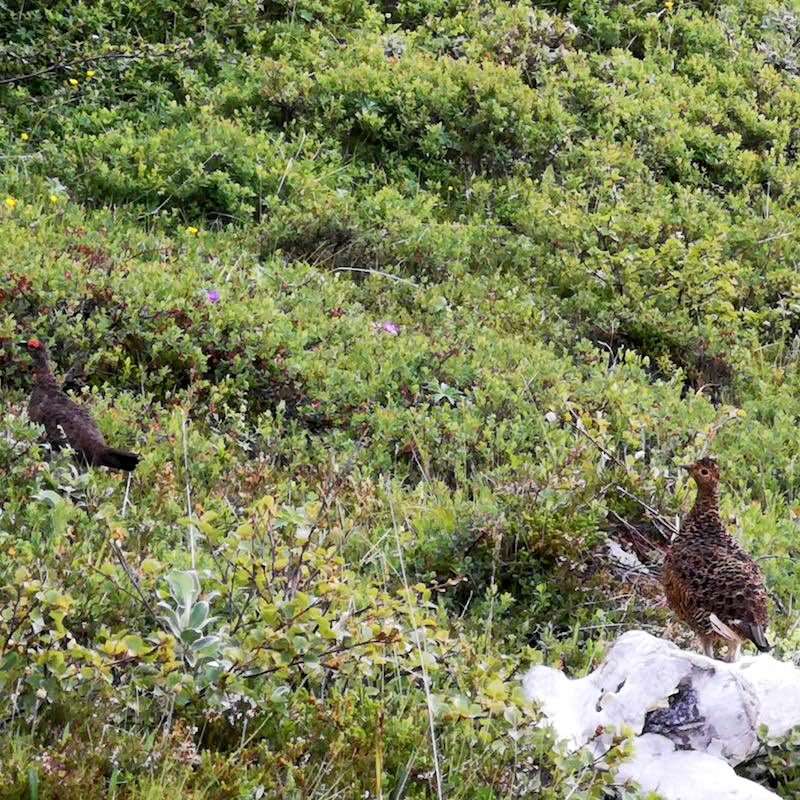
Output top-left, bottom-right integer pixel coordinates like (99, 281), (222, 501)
(522, 631), (800, 799)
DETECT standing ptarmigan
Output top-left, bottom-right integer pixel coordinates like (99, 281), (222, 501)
(662, 457), (770, 662)
(21, 337), (140, 471)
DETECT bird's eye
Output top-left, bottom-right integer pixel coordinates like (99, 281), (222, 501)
(699, 468), (709, 476)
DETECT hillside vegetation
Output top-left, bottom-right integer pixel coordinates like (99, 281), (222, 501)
(3, 0), (800, 797)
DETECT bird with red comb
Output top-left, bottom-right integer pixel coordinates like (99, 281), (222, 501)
(19, 337), (140, 471)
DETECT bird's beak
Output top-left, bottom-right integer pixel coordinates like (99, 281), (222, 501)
(679, 464), (693, 471)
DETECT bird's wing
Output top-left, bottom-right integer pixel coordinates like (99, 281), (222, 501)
(39, 391), (107, 454)
(713, 552), (769, 625)
(678, 545), (769, 627)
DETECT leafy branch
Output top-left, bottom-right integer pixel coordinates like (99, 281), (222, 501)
(0, 43), (195, 87)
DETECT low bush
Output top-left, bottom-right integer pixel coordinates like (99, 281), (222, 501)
(4, 0), (800, 796)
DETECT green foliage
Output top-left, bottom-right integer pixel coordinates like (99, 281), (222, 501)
(3, 0), (800, 796)
(739, 724), (800, 797)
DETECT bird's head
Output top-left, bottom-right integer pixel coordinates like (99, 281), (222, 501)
(682, 456), (720, 490)
(19, 337), (50, 368)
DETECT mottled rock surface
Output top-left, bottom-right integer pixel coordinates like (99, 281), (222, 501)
(522, 631), (800, 799)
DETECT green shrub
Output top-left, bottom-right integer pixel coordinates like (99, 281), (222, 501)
(4, 0), (800, 796)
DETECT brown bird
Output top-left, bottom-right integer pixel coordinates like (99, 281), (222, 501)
(662, 457), (769, 662)
(20, 337), (140, 472)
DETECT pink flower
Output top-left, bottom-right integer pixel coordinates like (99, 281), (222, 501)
(376, 321), (399, 335)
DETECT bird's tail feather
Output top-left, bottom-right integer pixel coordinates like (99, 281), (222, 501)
(100, 447), (140, 471)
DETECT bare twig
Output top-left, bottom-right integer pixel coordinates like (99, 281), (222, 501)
(564, 412), (677, 536)
(1, 589), (29, 657)
(614, 486), (677, 536)
(608, 508), (671, 548)
(333, 267), (418, 287)
(565, 413), (627, 472)
(238, 635), (393, 680)
(181, 411), (197, 570)
(387, 485), (445, 800)
(276, 131), (308, 196)
(121, 472), (133, 518)
(83, 558), (148, 609)
(0, 45), (193, 87)
(109, 539), (159, 623)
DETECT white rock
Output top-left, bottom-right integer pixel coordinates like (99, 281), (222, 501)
(606, 539), (647, 573)
(616, 733), (777, 800)
(522, 630), (800, 800)
(736, 654), (800, 739)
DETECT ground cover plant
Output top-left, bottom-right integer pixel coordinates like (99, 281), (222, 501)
(4, 0), (800, 796)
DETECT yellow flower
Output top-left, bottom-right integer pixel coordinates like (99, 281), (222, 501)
(20, 132), (29, 142)
(69, 78), (79, 87)
(86, 69), (96, 78)
(665, 0), (674, 9)
(49, 194), (60, 204)
(185, 226), (199, 236)
(4, 196), (18, 210)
